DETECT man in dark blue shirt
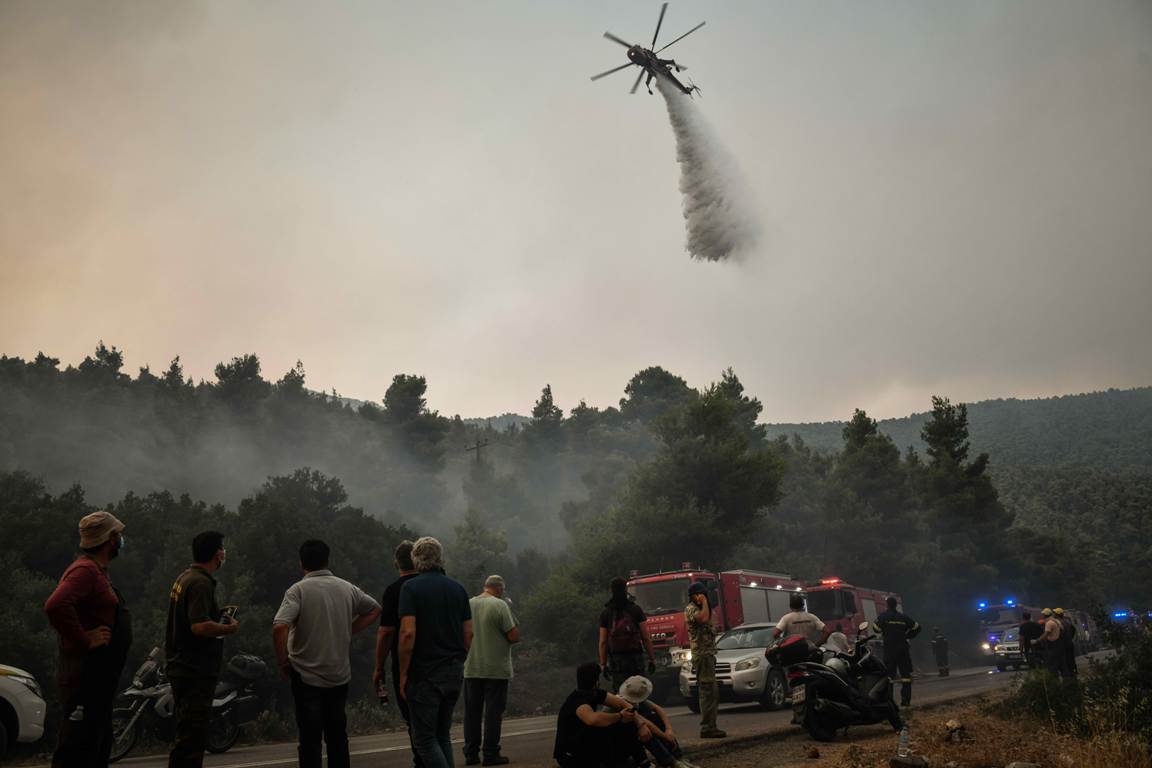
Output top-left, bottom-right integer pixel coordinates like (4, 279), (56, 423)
(398, 537), (472, 768)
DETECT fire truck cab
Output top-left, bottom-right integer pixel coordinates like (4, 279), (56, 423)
(627, 565), (804, 672)
(803, 578), (903, 637)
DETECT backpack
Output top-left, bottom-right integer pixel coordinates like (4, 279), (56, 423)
(608, 606), (643, 654)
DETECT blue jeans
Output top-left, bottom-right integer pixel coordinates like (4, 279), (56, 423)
(407, 661), (464, 768)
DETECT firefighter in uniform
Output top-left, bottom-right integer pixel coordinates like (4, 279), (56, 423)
(872, 596), (921, 707)
(930, 627), (949, 677)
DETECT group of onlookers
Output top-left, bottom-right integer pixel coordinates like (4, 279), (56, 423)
(42, 512), (523, 768)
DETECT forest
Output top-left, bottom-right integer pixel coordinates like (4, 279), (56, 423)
(1, 343), (1149, 714)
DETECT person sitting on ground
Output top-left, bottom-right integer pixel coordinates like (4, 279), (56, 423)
(553, 662), (654, 768)
(616, 676), (701, 768)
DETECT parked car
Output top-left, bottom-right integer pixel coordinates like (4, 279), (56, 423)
(0, 664), (46, 758)
(678, 623), (788, 712)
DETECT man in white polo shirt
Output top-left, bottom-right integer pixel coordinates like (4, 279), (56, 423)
(273, 539), (381, 768)
(773, 593), (831, 645)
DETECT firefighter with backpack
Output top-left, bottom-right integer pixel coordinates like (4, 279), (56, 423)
(598, 577), (657, 694)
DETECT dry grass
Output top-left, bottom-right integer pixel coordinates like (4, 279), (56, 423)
(821, 694), (1152, 768)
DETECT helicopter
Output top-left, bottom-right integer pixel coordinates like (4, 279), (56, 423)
(590, 3), (706, 96)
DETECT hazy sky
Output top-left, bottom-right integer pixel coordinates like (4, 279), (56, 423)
(2, 0), (1150, 423)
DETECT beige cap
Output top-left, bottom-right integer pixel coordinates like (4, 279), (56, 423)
(79, 511), (125, 549)
(1054, 608), (1065, 616)
(1041, 608), (1053, 617)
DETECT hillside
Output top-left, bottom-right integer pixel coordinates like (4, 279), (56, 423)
(764, 387), (1152, 471)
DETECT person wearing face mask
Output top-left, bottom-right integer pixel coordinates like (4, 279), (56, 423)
(45, 510), (133, 768)
(166, 531), (239, 768)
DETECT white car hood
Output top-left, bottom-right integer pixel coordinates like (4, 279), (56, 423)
(0, 663), (35, 678)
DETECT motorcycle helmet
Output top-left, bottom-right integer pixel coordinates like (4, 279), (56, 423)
(825, 656), (852, 681)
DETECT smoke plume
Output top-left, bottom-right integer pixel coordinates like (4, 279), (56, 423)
(657, 77), (759, 262)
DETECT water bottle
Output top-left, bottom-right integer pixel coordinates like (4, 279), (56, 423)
(376, 679), (389, 707)
(897, 726), (910, 757)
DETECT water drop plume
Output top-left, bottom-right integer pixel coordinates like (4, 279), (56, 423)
(656, 76), (759, 262)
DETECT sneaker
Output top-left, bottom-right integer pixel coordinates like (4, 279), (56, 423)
(481, 758), (510, 766)
(699, 728), (727, 738)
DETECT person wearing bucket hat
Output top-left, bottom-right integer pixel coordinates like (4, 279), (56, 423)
(44, 510), (132, 768)
(685, 581), (725, 738)
(617, 677), (700, 768)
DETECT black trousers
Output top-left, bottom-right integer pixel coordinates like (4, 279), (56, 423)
(883, 645), (914, 706)
(463, 678), (509, 760)
(52, 650), (125, 768)
(168, 677), (217, 768)
(555, 722), (649, 768)
(291, 673), (350, 768)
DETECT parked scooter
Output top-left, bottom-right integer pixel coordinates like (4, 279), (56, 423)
(766, 622), (904, 742)
(110, 647), (268, 762)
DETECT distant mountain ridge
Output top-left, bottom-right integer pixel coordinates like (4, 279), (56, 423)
(764, 387), (1152, 472)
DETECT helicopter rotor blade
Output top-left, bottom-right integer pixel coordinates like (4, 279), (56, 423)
(590, 62), (635, 81)
(655, 21), (706, 53)
(630, 69), (646, 95)
(603, 31), (633, 48)
(650, 2), (668, 48)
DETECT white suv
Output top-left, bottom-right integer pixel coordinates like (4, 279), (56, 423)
(0, 664), (46, 757)
(678, 623), (789, 711)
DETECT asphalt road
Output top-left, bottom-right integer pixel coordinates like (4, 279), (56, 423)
(95, 661), (1033, 768)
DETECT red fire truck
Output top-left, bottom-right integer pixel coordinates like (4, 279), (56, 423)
(803, 577), (903, 636)
(626, 565), (806, 678)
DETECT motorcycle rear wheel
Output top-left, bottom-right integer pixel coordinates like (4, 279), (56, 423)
(109, 709), (139, 763)
(804, 708), (838, 742)
(205, 716), (240, 754)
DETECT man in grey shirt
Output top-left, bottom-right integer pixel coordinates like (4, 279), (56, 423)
(273, 539), (381, 768)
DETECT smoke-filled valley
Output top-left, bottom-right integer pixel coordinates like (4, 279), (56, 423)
(3, 343), (1151, 722)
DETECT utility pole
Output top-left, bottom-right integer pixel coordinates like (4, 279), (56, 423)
(465, 438), (489, 464)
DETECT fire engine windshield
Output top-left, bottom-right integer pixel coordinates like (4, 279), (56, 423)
(980, 607), (1023, 625)
(631, 578), (690, 616)
(806, 589), (844, 619)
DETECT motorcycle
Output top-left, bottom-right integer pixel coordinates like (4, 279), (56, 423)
(110, 647), (268, 762)
(766, 622), (904, 742)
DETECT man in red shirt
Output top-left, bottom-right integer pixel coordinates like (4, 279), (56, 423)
(44, 510), (132, 768)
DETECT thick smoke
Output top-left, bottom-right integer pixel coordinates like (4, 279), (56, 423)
(656, 76), (759, 262)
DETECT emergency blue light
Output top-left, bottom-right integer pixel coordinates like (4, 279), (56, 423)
(1005, 598), (1016, 607)
(977, 601), (987, 610)
(1113, 611), (1130, 619)
(988, 634), (998, 643)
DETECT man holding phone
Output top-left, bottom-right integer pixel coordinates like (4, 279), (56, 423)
(166, 531), (237, 768)
(685, 581), (725, 739)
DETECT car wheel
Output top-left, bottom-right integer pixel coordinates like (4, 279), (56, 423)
(0, 717), (8, 760)
(760, 669), (787, 711)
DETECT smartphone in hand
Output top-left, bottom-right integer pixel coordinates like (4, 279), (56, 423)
(221, 605), (239, 624)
